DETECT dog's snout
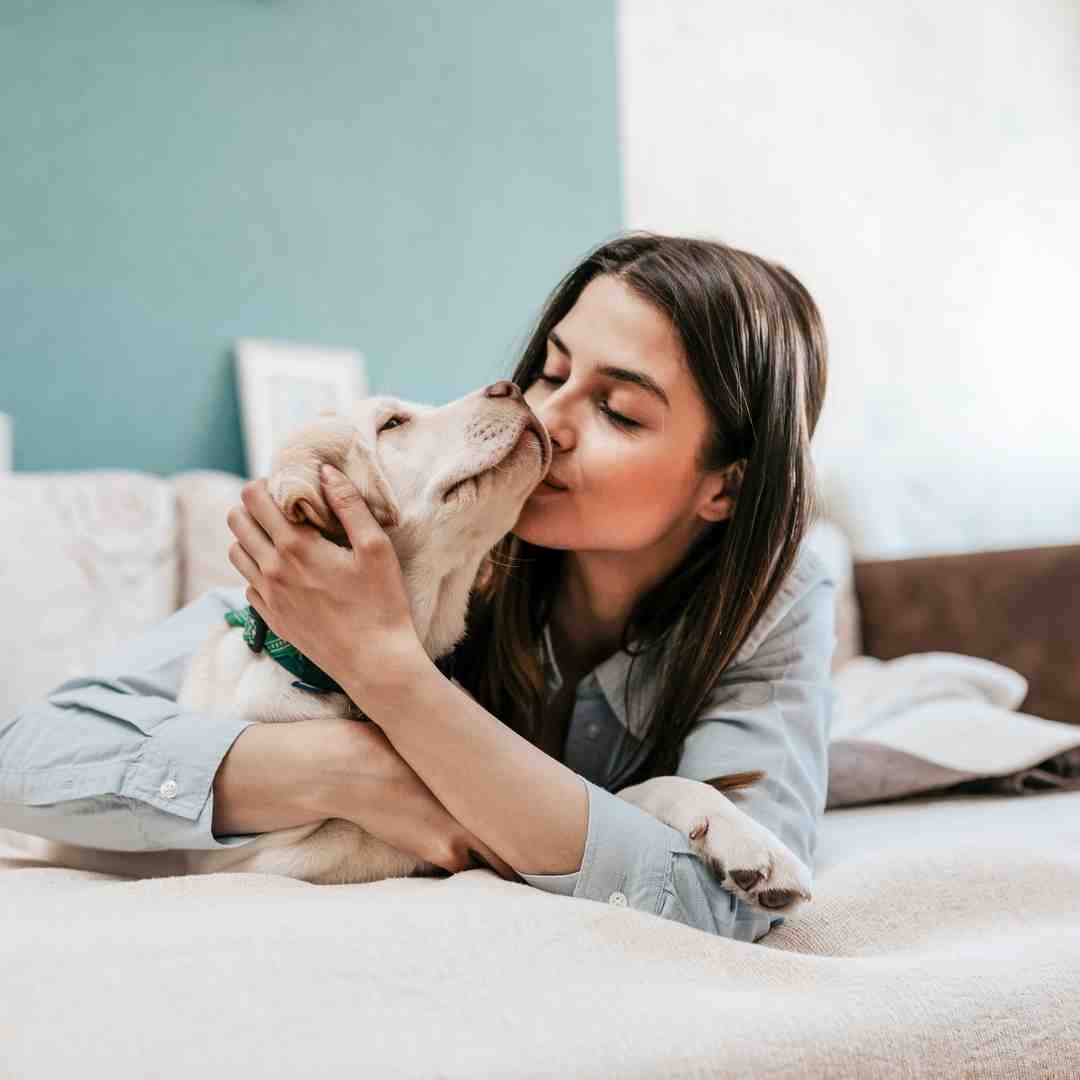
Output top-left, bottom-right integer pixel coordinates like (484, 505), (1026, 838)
(484, 379), (522, 400)
(476, 377), (552, 474)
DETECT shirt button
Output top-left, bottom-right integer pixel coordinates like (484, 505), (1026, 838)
(586, 722), (601, 740)
(608, 891), (628, 907)
(159, 779), (178, 799)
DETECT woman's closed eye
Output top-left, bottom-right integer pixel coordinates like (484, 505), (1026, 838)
(535, 374), (641, 430)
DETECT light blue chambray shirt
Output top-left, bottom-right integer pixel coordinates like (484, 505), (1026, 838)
(0, 539), (837, 944)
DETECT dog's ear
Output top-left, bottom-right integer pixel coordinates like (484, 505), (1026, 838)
(266, 412), (400, 540)
(341, 398), (403, 531)
(338, 438), (401, 531)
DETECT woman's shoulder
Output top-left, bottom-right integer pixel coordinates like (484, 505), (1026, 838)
(727, 538), (837, 670)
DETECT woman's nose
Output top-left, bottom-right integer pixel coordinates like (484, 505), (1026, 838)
(484, 379), (523, 400)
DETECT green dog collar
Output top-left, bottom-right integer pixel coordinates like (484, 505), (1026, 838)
(224, 606), (344, 695)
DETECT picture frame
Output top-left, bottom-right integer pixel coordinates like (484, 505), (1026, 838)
(234, 338), (370, 478)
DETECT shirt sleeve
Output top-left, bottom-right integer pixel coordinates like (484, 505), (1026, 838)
(0, 586), (263, 852)
(519, 571), (837, 943)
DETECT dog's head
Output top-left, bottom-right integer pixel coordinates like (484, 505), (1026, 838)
(267, 379), (552, 574)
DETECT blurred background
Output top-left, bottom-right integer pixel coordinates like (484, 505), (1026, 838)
(2, 0), (1078, 555)
(1, 0), (622, 475)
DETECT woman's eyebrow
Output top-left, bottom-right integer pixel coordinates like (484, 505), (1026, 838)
(547, 330), (671, 410)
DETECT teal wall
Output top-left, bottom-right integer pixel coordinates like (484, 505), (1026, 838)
(0, 1), (621, 476)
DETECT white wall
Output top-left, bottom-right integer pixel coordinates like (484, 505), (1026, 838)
(618, 2), (1079, 552)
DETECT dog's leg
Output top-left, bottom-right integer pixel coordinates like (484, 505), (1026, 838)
(615, 775), (812, 912)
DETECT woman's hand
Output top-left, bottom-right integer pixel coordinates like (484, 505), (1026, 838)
(226, 464), (423, 706)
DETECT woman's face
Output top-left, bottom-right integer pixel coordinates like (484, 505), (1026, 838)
(514, 274), (732, 554)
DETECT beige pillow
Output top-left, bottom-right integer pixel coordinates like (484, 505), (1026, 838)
(0, 470), (178, 717)
(170, 470), (247, 608)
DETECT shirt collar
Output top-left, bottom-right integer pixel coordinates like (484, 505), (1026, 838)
(539, 620), (659, 740)
(537, 540), (828, 741)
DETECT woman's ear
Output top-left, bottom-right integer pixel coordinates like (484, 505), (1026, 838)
(697, 459), (745, 524)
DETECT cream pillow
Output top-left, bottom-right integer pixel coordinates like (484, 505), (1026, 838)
(170, 469), (247, 607)
(804, 518), (861, 673)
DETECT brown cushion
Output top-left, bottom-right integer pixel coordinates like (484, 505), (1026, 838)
(853, 543), (1080, 726)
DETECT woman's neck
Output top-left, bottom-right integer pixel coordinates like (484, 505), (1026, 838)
(548, 550), (656, 675)
(547, 604), (620, 682)
(548, 515), (709, 673)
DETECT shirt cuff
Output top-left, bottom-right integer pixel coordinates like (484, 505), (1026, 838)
(119, 707), (264, 850)
(519, 775), (672, 914)
(519, 775), (783, 942)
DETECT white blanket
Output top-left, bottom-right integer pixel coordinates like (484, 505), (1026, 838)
(4, 648), (1080, 1077)
(2, 785), (1078, 1078)
(827, 651), (1080, 807)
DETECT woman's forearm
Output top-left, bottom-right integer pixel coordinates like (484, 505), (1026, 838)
(210, 713), (517, 878)
(339, 649), (589, 877)
(211, 716), (367, 837)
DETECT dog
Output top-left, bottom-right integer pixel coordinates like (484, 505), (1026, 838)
(42, 380), (811, 912)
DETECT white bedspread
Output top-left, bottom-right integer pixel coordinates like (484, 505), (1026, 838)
(3, 784), (1078, 1078)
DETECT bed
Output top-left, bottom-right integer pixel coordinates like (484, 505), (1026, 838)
(2, 464), (1078, 1078)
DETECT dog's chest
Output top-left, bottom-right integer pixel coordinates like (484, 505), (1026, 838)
(179, 624), (351, 724)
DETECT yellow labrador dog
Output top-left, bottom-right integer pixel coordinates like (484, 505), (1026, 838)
(43, 381), (811, 911)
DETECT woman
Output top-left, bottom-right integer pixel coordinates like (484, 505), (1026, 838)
(1, 232), (837, 943)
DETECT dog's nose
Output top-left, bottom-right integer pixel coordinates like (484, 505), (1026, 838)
(485, 379), (522, 400)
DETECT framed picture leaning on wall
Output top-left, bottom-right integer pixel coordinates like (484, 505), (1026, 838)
(234, 338), (369, 479)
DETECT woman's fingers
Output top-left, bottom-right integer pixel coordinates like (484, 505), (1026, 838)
(226, 503), (275, 571)
(227, 535), (263, 585)
(240, 478), (297, 551)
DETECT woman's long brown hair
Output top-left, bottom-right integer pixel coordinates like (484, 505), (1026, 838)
(450, 231), (828, 790)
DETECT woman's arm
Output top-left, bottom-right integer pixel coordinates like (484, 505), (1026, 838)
(344, 657), (774, 938)
(0, 576), (513, 880)
(346, 568), (836, 943)
(0, 587), (266, 851)
(2, 585), (379, 854)
(213, 713), (520, 879)
(338, 651), (590, 878)
(209, 715), (368, 837)
(317, 720), (521, 879)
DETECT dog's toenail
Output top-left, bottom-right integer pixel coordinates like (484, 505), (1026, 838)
(758, 889), (794, 909)
(731, 869), (763, 890)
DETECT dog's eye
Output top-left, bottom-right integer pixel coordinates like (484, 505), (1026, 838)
(380, 416), (408, 433)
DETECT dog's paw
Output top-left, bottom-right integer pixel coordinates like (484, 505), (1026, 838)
(615, 775), (812, 914)
(686, 811), (812, 912)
